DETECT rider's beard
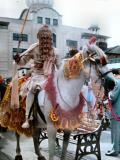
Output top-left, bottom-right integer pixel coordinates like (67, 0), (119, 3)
(39, 40), (53, 56)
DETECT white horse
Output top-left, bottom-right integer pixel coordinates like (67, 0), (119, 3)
(15, 44), (114, 160)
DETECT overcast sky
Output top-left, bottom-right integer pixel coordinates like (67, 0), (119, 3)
(0, 0), (120, 47)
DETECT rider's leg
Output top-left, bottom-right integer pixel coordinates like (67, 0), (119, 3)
(22, 91), (34, 128)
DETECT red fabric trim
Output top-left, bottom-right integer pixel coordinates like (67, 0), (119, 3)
(44, 73), (56, 107)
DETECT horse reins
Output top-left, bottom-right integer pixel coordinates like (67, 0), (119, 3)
(57, 75), (73, 108)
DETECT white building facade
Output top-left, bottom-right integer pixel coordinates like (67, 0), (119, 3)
(0, 0), (109, 77)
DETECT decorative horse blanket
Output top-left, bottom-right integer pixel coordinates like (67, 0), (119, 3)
(45, 74), (99, 131)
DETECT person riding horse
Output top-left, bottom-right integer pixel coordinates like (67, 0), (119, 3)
(10, 35), (115, 160)
(13, 25), (60, 129)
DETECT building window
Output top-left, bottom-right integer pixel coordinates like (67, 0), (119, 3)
(66, 40), (78, 49)
(13, 48), (27, 55)
(45, 18), (50, 25)
(22, 34), (28, 41)
(37, 17), (43, 24)
(53, 19), (58, 26)
(13, 33), (28, 42)
(52, 33), (56, 47)
(0, 21), (9, 29)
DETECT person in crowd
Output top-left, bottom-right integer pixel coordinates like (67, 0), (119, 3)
(13, 25), (60, 128)
(105, 77), (120, 157)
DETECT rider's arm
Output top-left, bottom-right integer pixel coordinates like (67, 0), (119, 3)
(16, 43), (38, 66)
(18, 51), (34, 66)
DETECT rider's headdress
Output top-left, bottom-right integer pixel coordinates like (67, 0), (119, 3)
(37, 25), (53, 55)
(37, 25), (52, 39)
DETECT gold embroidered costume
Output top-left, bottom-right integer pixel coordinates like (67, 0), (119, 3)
(64, 52), (84, 79)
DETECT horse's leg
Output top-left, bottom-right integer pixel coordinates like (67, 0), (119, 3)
(47, 123), (57, 160)
(61, 130), (71, 160)
(33, 128), (46, 160)
(15, 132), (23, 160)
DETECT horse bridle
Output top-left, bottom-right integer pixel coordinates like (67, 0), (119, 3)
(57, 76), (73, 108)
(84, 51), (112, 81)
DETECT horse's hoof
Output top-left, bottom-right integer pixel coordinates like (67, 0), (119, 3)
(38, 156), (46, 160)
(15, 155), (23, 160)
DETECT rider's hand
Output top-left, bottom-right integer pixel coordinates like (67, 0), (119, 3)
(13, 54), (20, 63)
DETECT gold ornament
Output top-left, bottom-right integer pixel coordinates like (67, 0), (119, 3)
(64, 52), (84, 79)
(49, 108), (59, 122)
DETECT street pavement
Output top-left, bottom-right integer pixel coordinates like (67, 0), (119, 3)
(0, 129), (120, 160)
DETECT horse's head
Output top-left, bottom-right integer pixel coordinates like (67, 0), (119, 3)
(81, 41), (117, 98)
(82, 42), (114, 84)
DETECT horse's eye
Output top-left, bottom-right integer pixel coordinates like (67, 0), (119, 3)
(95, 59), (101, 64)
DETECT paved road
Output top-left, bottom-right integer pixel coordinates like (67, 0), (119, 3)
(0, 129), (120, 160)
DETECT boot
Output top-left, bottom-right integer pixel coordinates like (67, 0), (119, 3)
(22, 116), (30, 128)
